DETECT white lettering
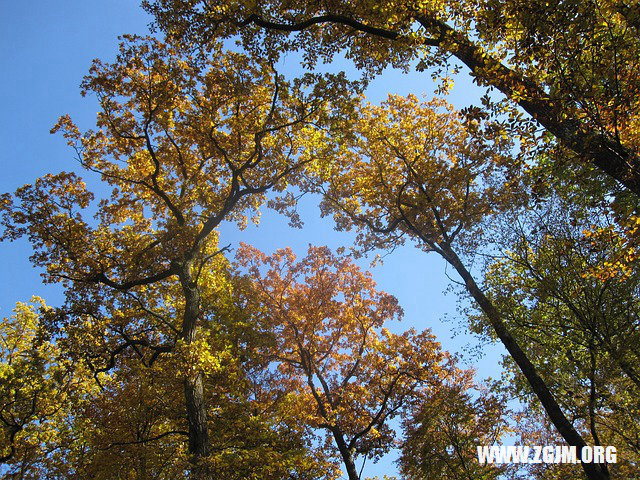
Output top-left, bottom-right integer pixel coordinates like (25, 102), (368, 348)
(558, 445), (577, 464)
(476, 445), (616, 464)
(593, 446), (605, 463)
(542, 446), (554, 463)
(477, 446), (491, 464)
(532, 446), (543, 463)
(605, 446), (617, 463)
(582, 446), (593, 463)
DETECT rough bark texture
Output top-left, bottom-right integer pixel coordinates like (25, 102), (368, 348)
(184, 374), (209, 456)
(180, 261), (210, 477)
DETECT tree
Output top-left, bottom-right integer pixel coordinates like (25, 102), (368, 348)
(237, 243), (451, 480)
(399, 370), (509, 480)
(296, 93), (611, 480)
(4, 3), (638, 477)
(0, 34), (348, 478)
(0, 298), (89, 477)
(143, 0), (640, 196)
(473, 164), (640, 477)
(0, 295), (333, 479)
(61, 352), (189, 480)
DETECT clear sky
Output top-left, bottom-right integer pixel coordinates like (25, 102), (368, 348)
(1, 2), (505, 478)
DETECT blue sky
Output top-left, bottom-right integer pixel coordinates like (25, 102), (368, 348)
(1, 2), (506, 478)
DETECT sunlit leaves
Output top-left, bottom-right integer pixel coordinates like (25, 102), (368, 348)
(306, 94), (516, 255)
(1, 33), (351, 477)
(237, 244), (449, 474)
(399, 370), (509, 480)
(0, 299), (91, 476)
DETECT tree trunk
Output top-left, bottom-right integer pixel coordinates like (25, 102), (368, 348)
(440, 244), (609, 480)
(184, 373), (209, 457)
(331, 428), (360, 480)
(180, 261), (210, 478)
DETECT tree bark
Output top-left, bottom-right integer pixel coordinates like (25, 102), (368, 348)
(184, 374), (209, 458)
(179, 261), (210, 477)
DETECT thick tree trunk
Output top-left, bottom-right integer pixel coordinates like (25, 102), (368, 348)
(184, 373), (209, 458)
(440, 244), (609, 480)
(179, 261), (210, 478)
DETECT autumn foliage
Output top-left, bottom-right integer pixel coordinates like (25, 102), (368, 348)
(237, 244), (448, 480)
(2, 1), (640, 479)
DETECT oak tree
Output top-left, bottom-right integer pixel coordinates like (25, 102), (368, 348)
(1, 34), (348, 478)
(300, 93), (611, 480)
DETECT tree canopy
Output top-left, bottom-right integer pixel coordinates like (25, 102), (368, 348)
(2, 1), (640, 479)
(145, 0), (640, 196)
